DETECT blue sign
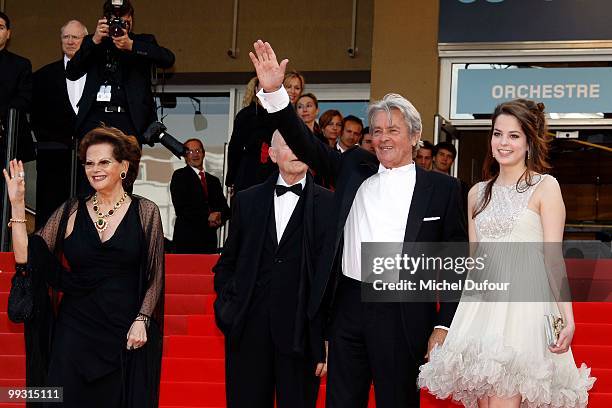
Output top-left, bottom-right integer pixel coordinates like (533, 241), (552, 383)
(440, 0), (612, 43)
(455, 68), (612, 114)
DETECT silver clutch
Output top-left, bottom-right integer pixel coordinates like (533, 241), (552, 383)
(544, 314), (564, 346)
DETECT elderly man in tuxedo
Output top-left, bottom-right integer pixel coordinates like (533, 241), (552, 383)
(31, 20), (88, 228)
(249, 40), (467, 408)
(213, 129), (333, 408)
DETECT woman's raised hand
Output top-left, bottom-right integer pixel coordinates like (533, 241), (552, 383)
(2, 159), (26, 205)
(248, 40), (288, 93)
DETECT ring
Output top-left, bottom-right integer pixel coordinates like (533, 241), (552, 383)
(17, 172), (24, 178)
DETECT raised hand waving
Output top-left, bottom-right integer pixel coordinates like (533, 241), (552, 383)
(248, 40), (288, 93)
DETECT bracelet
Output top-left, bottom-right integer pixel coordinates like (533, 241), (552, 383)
(135, 313), (150, 327)
(15, 263), (27, 275)
(7, 218), (27, 228)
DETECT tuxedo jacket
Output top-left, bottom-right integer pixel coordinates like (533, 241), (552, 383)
(170, 166), (230, 254)
(66, 33), (175, 139)
(268, 104), (467, 359)
(31, 59), (78, 146)
(213, 172), (334, 362)
(0, 48), (35, 161)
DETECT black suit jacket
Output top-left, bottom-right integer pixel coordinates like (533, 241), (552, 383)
(31, 59), (78, 146)
(213, 172), (334, 362)
(170, 166), (230, 254)
(0, 48), (35, 161)
(269, 104), (467, 359)
(66, 33), (175, 139)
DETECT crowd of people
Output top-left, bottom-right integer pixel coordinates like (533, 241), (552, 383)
(1, 2), (597, 407)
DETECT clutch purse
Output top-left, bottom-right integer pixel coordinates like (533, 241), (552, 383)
(544, 314), (564, 346)
(7, 264), (34, 323)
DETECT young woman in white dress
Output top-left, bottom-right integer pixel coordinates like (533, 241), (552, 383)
(418, 99), (595, 408)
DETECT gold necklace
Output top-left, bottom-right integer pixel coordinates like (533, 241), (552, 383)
(92, 192), (128, 232)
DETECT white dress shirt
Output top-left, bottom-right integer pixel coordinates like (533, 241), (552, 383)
(63, 55), (86, 114)
(342, 163), (416, 281)
(274, 174), (306, 243)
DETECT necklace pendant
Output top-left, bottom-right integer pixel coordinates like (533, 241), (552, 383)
(95, 217), (108, 232)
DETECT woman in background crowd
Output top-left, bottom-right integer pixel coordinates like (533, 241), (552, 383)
(283, 70), (305, 106)
(226, 76), (277, 194)
(319, 109), (343, 148)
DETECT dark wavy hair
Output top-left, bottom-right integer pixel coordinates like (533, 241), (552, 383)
(473, 98), (552, 218)
(78, 125), (142, 189)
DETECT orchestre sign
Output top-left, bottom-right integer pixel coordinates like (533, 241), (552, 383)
(455, 67), (612, 115)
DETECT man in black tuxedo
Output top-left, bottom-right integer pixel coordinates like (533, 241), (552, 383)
(250, 40), (467, 407)
(31, 20), (88, 228)
(170, 138), (230, 254)
(0, 11), (34, 163)
(213, 130), (334, 408)
(66, 0), (174, 142)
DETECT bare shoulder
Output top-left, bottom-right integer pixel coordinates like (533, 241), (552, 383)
(534, 174), (562, 197)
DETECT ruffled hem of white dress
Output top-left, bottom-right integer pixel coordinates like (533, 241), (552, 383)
(418, 337), (596, 408)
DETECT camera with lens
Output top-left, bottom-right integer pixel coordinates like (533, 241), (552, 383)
(107, 16), (128, 37)
(142, 122), (186, 158)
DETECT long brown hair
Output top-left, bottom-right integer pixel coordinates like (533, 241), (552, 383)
(473, 99), (552, 218)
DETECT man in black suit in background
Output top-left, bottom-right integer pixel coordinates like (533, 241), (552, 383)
(66, 0), (175, 141)
(171, 138), (230, 254)
(213, 130), (333, 408)
(0, 11), (34, 163)
(31, 20), (88, 228)
(250, 40), (467, 407)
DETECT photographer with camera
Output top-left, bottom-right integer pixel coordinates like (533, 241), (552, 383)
(66, 0), (175, 144)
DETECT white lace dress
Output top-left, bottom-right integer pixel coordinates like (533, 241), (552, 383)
(418, 175), (595, 407)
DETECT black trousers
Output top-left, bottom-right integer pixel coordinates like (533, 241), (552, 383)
(224, 285), (320, 408)
(326, 276), (421, 408)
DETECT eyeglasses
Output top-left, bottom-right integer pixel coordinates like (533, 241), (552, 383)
(84, 159), (116, 170)
(61, 34), (83, 41)
(326, 122), (342, 128)
(185, 149), (203, 155)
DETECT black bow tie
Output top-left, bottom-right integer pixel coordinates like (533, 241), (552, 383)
(275, 184), (303, 197)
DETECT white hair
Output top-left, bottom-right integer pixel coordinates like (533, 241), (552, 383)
(368, 93), (422, 135)
(60, 20), (88, 37)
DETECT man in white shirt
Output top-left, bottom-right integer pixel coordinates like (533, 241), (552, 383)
(249, 40), (467, 408)
(31, 19), (88, 228)
(214, 130), (334, 408)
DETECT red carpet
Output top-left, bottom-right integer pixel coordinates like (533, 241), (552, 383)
(0, 253), (611, 407)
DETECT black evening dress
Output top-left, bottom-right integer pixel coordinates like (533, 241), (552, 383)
(23, 196), (165, 408)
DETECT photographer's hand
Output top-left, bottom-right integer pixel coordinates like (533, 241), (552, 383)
(93, 18), (109, 44)
(113, 30), (134, 52)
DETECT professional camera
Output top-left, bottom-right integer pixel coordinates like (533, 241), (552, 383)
(142, 122), (186, 158)
(107, 16), (128, 37)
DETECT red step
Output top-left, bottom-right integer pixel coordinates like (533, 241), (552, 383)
(166, 274), (214, 295)
(0, 356), (25, 379)
(164, 335), (224, 358)
(165, 255), (218, 275)
(573, 303), (612, 324)
(0, 333), (24, 355)
(164, 294), (215, 315)
(0, 313), (23, 334)
(161, 358), (224, 382)
(187, 314), (223, 336)
(164, 315), (189, 336)
(573, 323), (612, 345)
(572, 345), (612, 369)
(159, 381), (225, 406)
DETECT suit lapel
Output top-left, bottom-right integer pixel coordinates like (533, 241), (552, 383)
(403, 166), (433, 243)
(56, 60), (77, 118)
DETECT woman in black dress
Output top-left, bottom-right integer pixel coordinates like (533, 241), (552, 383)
(5, 126), (165, 407)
